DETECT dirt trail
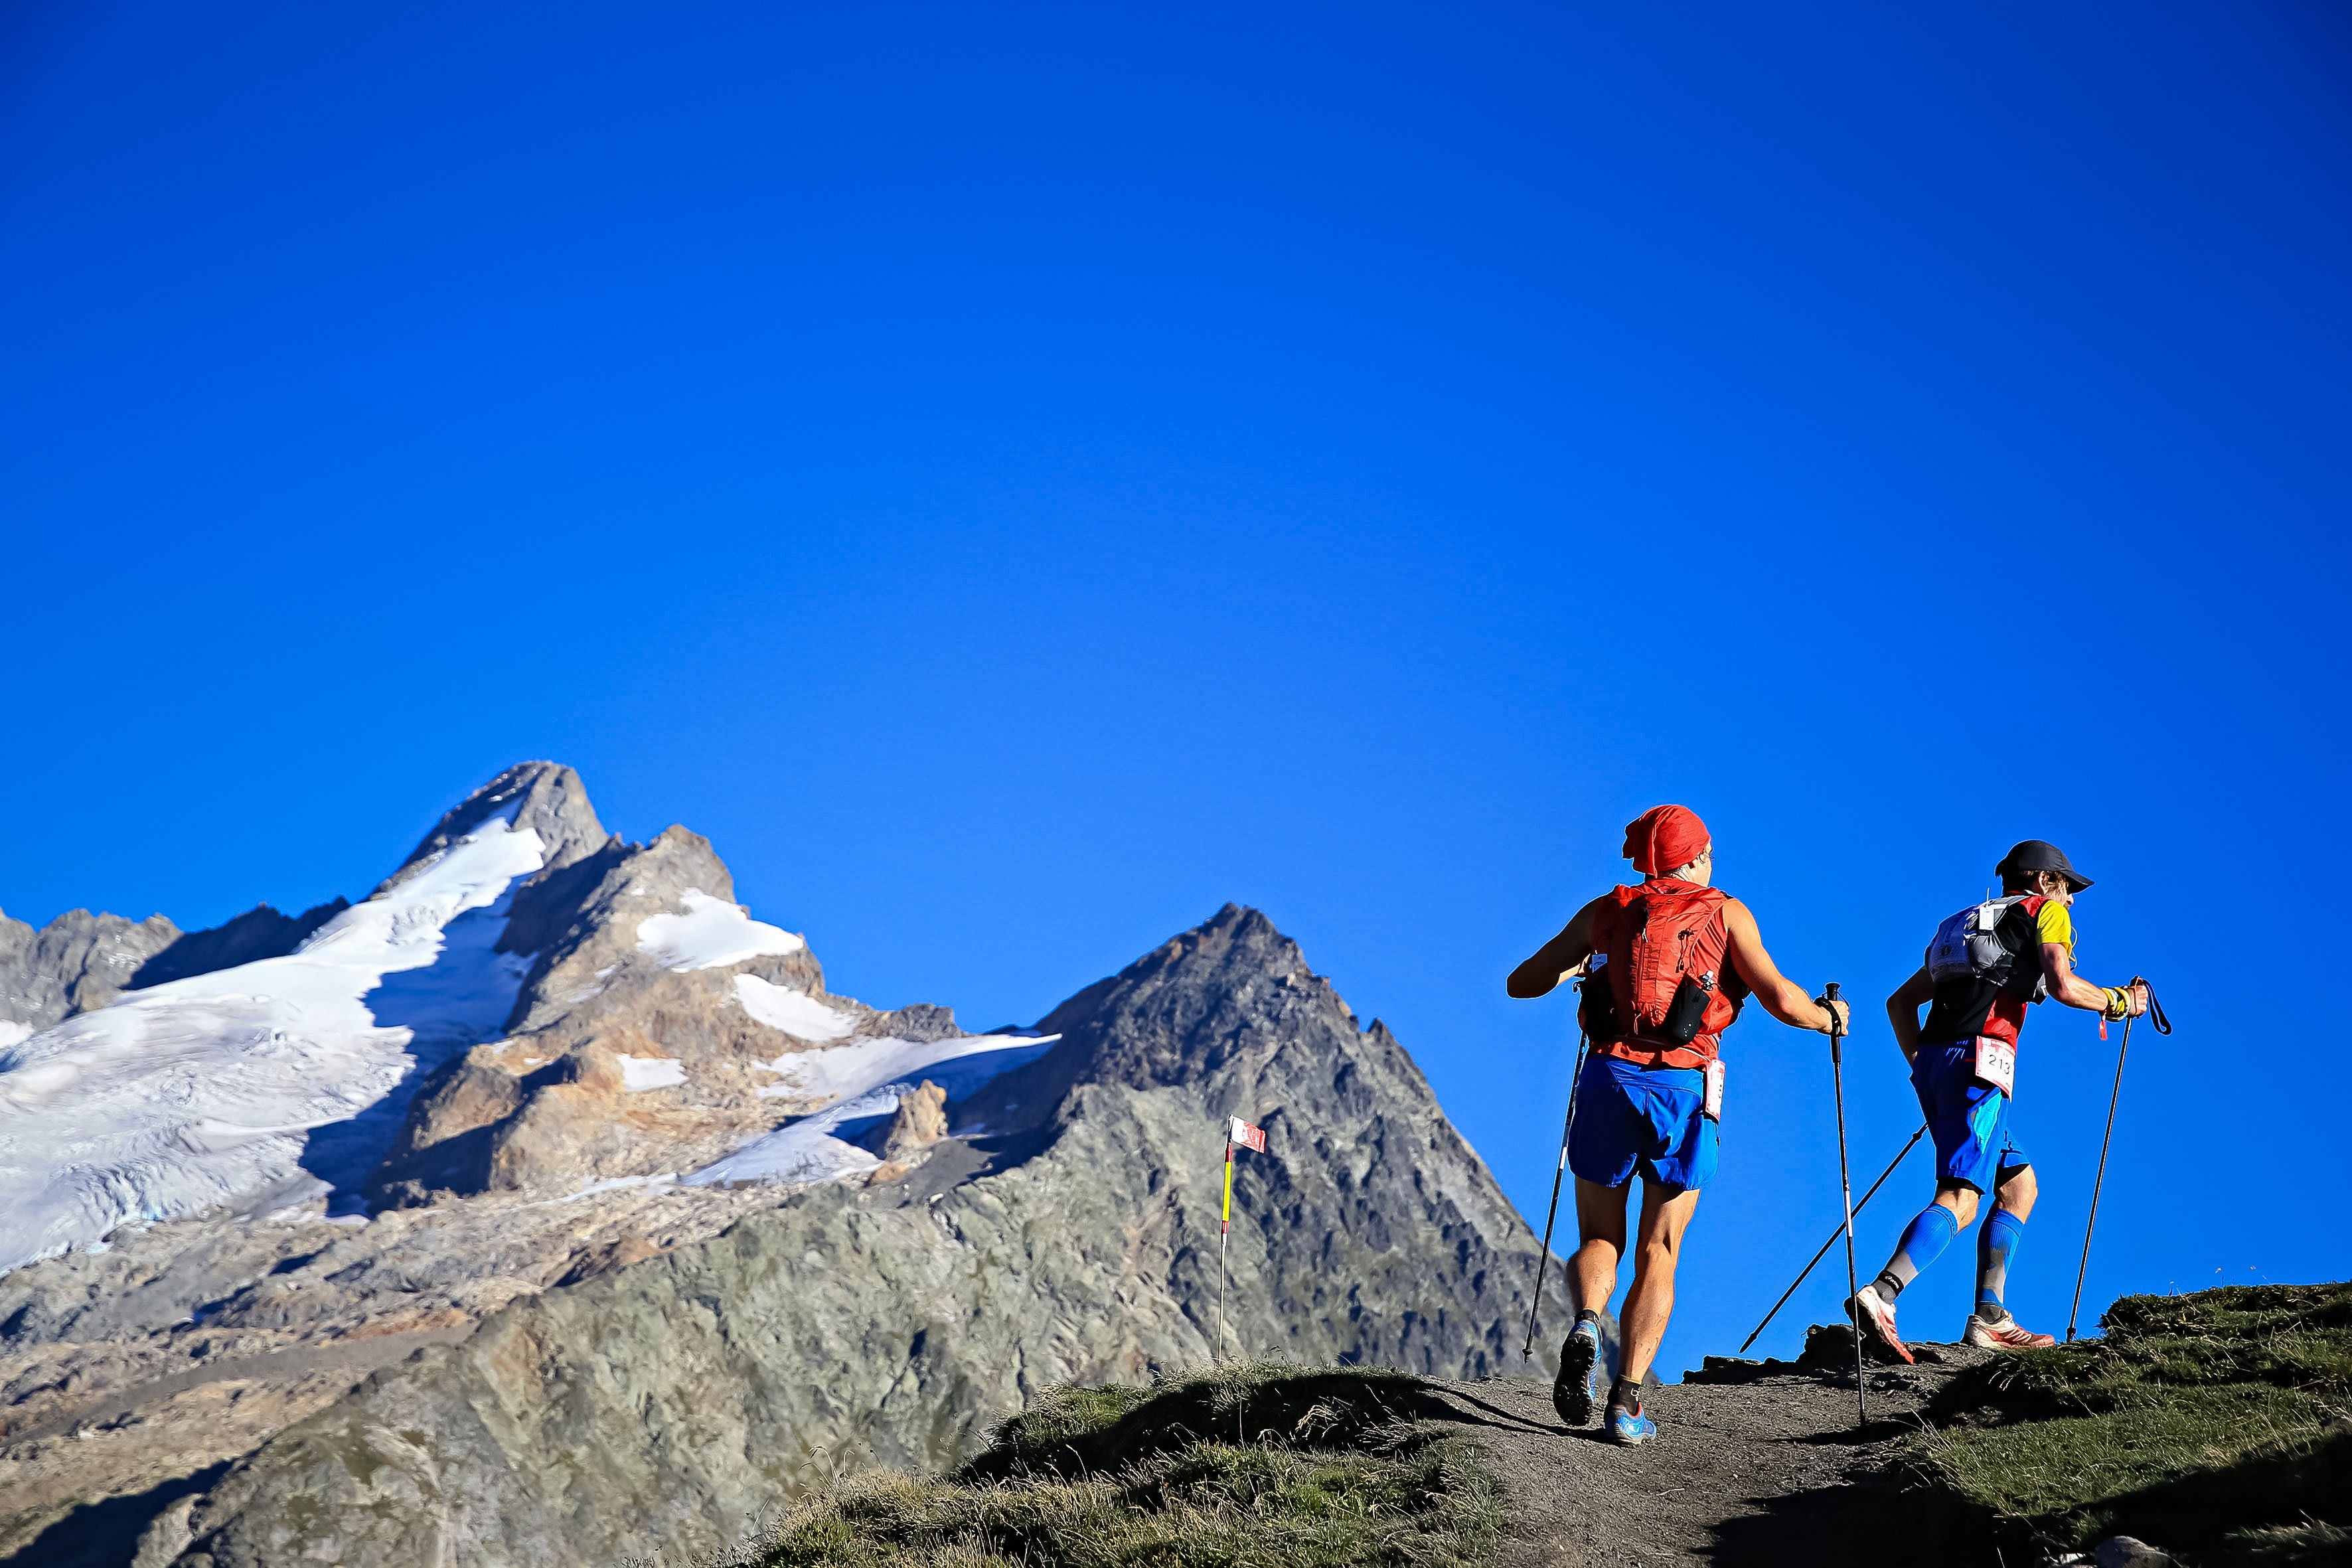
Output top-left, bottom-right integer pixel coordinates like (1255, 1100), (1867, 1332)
(1429, 1340), (1990, 1568)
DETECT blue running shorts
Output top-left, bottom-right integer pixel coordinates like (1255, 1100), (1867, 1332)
(1912, 1043), (2031, 1193)
(1568, 1053), (1718, 1193)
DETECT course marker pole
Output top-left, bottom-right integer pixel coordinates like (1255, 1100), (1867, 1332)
(1217, 1129), (1233, 1363)
(1824, 982), (1867, 1430)
(1217, 1117), (1267, 1365)
(1739, 1122), (1926, 1355)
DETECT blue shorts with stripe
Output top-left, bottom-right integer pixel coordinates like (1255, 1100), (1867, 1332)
(1912, 1042), (2031, 1192)
(1568, 1053), (1718, 1194)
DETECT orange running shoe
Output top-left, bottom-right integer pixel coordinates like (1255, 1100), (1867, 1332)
(1964, 1311), (2057, 1350)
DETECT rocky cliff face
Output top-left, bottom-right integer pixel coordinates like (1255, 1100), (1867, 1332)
(0, 767), (1568, 1568)
(151, 906), (1564, 1568)
(124, 902), (349, 992)
(0, 898), (363, 1040)
(0, 909), (180, 1034)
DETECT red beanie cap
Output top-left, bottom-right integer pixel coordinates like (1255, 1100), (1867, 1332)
(1622, 805), (1711, 878)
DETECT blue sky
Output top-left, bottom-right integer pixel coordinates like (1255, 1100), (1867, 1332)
(3, 2), (2346, 1372)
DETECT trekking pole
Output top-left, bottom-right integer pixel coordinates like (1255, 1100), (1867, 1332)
(1822, 982), (1867, 1430)
(1522, 1019), (1591, 1359)
(1738, 1121), (1927, 1354)
(2067, 979), (2169, 1343)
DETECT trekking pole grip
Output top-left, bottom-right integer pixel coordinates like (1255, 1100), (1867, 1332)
(1822, 981), (1843, 1059)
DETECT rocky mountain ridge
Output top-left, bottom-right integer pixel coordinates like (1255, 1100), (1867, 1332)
(1, 902), (351, 1045)
(0, 765), (1569, 1568)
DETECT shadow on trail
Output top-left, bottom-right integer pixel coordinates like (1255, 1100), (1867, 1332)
(1428, 1388), (1567, 1439)
(1704, 1476), (1903, 1567)
(1787, 1414), (1926, 1447)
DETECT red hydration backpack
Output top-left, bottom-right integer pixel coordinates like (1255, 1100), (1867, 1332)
(1580, 881), (1745, 1067)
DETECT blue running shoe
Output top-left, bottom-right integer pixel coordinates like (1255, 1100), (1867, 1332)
(1552, 1321), (1604, 1427)
(1607, 1401), (1657, 1447)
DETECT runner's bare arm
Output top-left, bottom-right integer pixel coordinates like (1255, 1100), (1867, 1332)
(1886, 967), (1933, 1063)
(1721, 899), (1843, 1032)
(1505, 895), (1610, 998)
(2041, 944), (2150, 1016)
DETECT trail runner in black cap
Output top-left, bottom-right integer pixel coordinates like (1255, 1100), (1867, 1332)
(1849, 840), (2148, 1358)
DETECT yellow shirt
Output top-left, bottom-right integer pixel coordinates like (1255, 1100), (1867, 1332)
(2037, 899), (2074, 953)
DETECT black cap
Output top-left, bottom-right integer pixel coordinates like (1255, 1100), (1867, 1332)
(1998, 839), (2092, 892)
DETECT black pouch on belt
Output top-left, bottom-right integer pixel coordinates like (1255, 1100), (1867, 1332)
(1577, 963), (1625, 1042)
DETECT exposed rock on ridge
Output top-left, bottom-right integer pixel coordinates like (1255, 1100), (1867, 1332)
(127, 901), (349, 991)
(0, 909), (180, 1033)
(382, 761), (613, 890)
(879, 1081), (949, 1162)
(155, 905), (1569, 1568)
(367, 811), (953, 1206)
(2, 897), (362, 1037)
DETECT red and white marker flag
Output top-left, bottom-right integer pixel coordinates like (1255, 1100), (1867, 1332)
(1217, 1115), (1269, 1362)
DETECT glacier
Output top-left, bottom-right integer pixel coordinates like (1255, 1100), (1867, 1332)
(0, 819), (545, 1275)
(698, 1030), (1059, 1186)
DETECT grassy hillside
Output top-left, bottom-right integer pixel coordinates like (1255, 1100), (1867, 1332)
(1899, 1282), (2352, 1565)
(745, 1365), (1502, 1568)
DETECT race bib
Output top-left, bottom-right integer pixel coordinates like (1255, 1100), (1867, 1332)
(1971, 1036), (2016, 1097)
(1703, 1058), (1725, 1121)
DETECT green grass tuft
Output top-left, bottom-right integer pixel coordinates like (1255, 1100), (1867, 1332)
(751, 1364), (1502, 1568)
(1897, 1282), (2352, 1566)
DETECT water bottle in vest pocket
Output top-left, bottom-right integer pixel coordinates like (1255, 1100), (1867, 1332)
(1659, 969), (1717, 1046)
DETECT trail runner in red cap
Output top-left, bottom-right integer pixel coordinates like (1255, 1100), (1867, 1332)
(1508, 805), (1848, 1445)
(1848, 840), (2150, 1361)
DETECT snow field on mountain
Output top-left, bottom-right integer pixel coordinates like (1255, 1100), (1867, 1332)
(616, 1054), (688, 1091)
(694, 1032), (1059, 1186)
(635, 890), (805, 970)
(0, 821), (546, 1275)
(734, 973), (858, 1040)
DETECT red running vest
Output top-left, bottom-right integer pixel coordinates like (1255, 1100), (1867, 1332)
(1587, 879), (1740, 1069)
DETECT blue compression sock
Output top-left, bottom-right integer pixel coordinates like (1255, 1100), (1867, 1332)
(1977, 1210), (2027, 1316)
(1873, 1203), (1960, 1298)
